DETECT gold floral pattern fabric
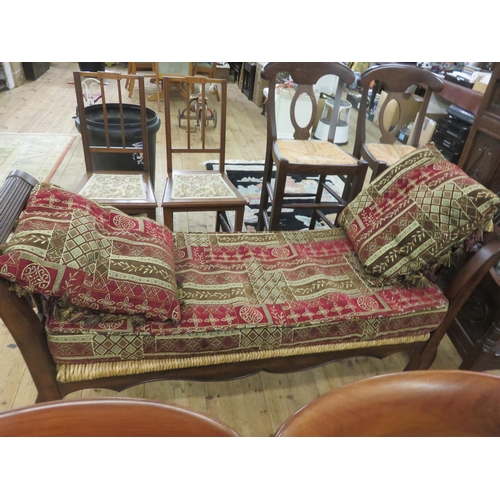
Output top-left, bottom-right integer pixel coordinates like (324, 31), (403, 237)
(79, 174), (146, 199)
(46, 228), (448, 373)
(0, 183), (180, 322)
(339, 144), (500, 282)
(171, 173), (237, 199)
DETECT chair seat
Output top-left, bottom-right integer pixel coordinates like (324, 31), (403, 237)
(79, 173), (149, 200)
(162, 171), (247, 208)
(364, 142), (416, 167)
(76, 171), (157, 210)
(277, 140), (357, 166)
(170, 171), (239, 199)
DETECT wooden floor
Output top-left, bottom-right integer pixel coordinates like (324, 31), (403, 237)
(1, 62), (497, 436)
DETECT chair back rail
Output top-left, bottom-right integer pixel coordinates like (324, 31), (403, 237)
(262, 62), (355, 143)
(163, 75), (228, 172)
(74, 71), (151, 171)
(353, 64), (444, 157)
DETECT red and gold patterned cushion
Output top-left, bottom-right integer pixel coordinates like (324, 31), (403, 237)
(0, 183), (181, 323)
(45, 229), (449, 383)
(339, 144), (500, 282)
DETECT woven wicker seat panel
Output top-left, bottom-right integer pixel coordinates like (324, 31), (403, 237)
(276, 140), (357, 165)
(365, 143), (416, 166)
(46, 228), (448, 382)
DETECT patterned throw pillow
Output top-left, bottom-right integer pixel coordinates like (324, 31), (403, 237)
(0, 183), (181, 323)
(339, 144), (500, 283)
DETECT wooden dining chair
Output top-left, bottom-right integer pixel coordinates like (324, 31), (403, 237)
(125, 62), (153, 97)
(352, 63), (444, 179)
(161, 75), (247, 231)
(275, 370), (500, 437)
(73, 71), (158, 220)
(0, 398), (239, 436)
(192, 63), (220, 100)
(256, 62), (368, 232)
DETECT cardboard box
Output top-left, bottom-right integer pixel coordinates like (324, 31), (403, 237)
(9, 62), (25, 87)
(473, 73), (491, 94)
(407, 113), (437, 147)
(374, 90), (423, 129)
(215, 63), (230, 80)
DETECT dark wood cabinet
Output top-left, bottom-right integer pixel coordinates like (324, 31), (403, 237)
(459, 62), (500, 194)
(447, 65), (500, 370)
(228, 63), (242, 83)
(241, 62), (256, 100)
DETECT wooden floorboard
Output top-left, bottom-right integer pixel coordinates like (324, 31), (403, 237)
(0, 62), (498, 436)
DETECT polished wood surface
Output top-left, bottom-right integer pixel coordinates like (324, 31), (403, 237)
(276, 370), (500, 436)
(1, 63), (499, 437)
(0, 397), (239, 436)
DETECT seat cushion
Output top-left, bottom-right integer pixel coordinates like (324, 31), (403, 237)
(79, 173), (147, 200)
(171, 172), (238, 199)
(277, 140), (356, 165)
(364, 143), (415, 167)
(46, 228), (449, 383)
(0, 183), (180, 323)
(339, 144), (500, 283)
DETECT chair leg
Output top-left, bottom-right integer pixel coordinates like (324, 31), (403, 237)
(257, 144), (274, 231)
(309, 174), (327, 230)
(215, 211), (221, 232)
(371, 161), (387, 180)
(163, 208), (174, 230)
(234, 206), (245, 232)
(128, 78), (135, 98)
(269, 164), (288, 231)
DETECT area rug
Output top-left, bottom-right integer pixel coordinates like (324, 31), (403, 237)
(206, 161), (345, 231)
(0, 133), (77, 184)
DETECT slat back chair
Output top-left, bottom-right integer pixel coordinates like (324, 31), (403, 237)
(352, 63), (444, 179)
(73, 71), (157, 220)
(0, 398), (239, 437)
(256, 62), (368, 232)
(161, 75), (247, 231)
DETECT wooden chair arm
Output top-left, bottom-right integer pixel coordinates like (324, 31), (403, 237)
(406, 237), (500, 370)
(445, 238), (500, 303)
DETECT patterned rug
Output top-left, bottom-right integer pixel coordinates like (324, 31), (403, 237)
(0, 133), (77, 184)
(206, 161), (345, 231)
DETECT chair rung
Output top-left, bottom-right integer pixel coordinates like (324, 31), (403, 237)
(217, 212), (232, 232)
(314, 209), (337, 228)
(282, 202), (345, 210)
